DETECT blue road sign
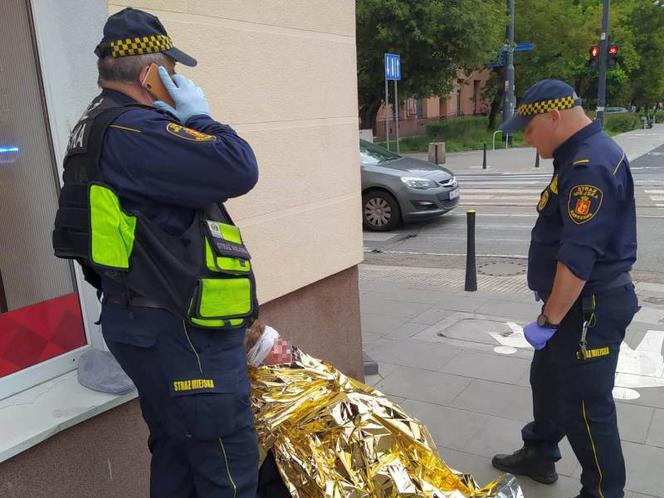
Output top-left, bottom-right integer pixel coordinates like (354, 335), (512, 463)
(384, 53), (401, 81)
(514, 42), (534, 52)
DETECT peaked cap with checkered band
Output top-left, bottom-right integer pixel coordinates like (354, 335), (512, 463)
(94, 7), (197, 67)
(500, 79), (582, 133)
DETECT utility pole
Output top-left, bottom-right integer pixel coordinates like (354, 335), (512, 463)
(596, 0), (610, 128)
(502, 0), (515, 144)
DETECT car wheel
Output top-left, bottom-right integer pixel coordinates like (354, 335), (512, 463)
(363, 190), (401, 231)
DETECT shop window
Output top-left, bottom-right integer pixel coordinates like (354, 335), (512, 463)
(0, 0), (86, 394)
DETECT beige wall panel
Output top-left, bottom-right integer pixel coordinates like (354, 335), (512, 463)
(172, 19), (356, 124)
(108, 1), (362, 304)
(110, 0), (355, 36)
(107, 6), (358, 124)
(240, 195), (363, 303)
(227, 121), (360, 216)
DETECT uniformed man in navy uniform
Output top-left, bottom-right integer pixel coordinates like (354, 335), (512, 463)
(491, 80), (639, 498)
(54, 8), (260, 498)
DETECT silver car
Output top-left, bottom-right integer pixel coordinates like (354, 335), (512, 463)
(360, 139), (460, 231)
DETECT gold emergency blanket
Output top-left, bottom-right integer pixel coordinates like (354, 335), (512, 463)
(249, 352), (523, 498)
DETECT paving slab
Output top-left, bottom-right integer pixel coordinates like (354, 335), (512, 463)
(362, 361), (399, 387)
(474, 300), (539, 322)
(645, 408), (664, 449)
(375, 366), (471, 406)
(381, 321), (430, 341)
(360, 311), (411, 336)
(359, 296), (434, 320)
(622, 441), (664, 496)
(617, 402), (656, 445)
(364, 337), (463, 371)
(435, 447), (503, 486)
(359, 262), (664, 498)
(438, 349), (532, 385)
(399, 398), (522, 456)
(452, 378), (533, 423)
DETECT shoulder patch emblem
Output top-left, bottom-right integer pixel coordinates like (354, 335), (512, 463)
(567, 184), (603, 224)
(549, 174), (558, 194)
(166, 122), (215, 142)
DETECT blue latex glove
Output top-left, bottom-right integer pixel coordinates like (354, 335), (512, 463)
(523, 321), (557, 350)
(534, 290), (541, 302)
(153, 66), (210, 123)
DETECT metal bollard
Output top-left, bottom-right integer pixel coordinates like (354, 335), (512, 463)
(482, 143), (487, 170)
(465, 210), (477, 292)
(535, 151), (540, 168)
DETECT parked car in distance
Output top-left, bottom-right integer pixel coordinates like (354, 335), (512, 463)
(605, 106), (629, 113)
(360, 139), (460, 231)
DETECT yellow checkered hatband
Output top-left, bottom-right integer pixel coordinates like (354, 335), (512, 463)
(517, 96), (577, 117)
(109, 34), (173, 58)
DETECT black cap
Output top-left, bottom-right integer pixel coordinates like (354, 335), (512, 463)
(94, 7), (197, 67)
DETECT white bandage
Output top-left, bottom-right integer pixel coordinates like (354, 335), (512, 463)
(247, 325), (279, 367)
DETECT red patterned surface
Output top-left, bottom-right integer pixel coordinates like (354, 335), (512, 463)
(0, 293), (86, 377)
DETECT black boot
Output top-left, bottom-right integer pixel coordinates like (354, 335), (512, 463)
(492, 446), (558, 484)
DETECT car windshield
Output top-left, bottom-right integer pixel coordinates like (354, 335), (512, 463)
(360, 139), (401, 165)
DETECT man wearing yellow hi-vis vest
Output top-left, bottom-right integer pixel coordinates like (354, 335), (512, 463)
(53, 8), (260, 498)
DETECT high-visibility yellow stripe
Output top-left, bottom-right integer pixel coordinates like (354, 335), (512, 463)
(109, 124), (141, 133)
(613, 152), (626, 175)
(573, 159), (590, 165)
(182, 321), (203, 374)
(219, 437), (238, 498)
(582, 400), (606, 498)
(183, 321), (237, 497)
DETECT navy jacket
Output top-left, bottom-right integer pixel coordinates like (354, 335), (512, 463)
(98, 89), (258, 300)
(528, 122), (637, 293)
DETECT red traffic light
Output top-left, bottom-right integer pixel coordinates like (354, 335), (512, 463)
(589, 45), (600, 58)
(608, 44), (619, 56)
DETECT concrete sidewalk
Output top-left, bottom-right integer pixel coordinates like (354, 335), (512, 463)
(360, 263), (664, 498)
(405, 124), (664, 175)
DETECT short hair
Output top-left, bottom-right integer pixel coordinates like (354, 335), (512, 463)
(97, 52), (174, 86)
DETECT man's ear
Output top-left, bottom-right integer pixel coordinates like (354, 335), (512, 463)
(549, 109), (562, 125)
(137, 65), (150, 86)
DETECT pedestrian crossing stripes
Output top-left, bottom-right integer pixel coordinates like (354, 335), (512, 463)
(457, 187), (664, 209)
(459, 188), (541, 207)
(645, 190), (664, 207)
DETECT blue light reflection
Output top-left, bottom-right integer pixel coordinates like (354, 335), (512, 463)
(0, 145), (19, 164)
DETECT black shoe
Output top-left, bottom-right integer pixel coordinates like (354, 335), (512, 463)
(492, 446), (558, 484)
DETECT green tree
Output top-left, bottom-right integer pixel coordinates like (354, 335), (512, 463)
(513, 0), (596, 96)
(511, 0), (663, 109)
(356, 0), (505, 129)
(624, 1), (664, 106)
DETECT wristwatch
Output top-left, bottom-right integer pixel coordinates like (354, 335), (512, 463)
(537, 313), (559, 329)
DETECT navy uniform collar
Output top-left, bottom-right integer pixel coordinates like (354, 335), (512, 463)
(100, 87), (140, 106)
(553, 121), (602, 165)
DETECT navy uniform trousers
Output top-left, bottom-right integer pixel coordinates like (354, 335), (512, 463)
(101, 303), (259, 498)
(522, 284), (639, 498)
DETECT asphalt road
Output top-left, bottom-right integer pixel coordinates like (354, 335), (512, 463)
(364, 146), (664, 284)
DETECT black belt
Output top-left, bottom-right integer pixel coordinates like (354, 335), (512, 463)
(539, 272), (632, 303)
(103, 295), (164, 309)
(582, 272), (632, 295)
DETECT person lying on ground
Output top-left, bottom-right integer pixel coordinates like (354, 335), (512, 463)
(245, 320), (523, 498)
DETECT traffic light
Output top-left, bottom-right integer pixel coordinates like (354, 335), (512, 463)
(608, 44), (619, 68)
(588, 45), (600, 68)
